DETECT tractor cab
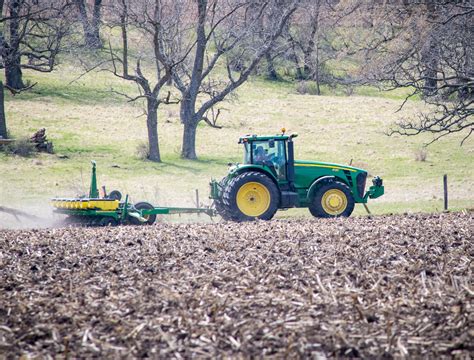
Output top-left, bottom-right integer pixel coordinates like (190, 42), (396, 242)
(239, 131), (297, 183)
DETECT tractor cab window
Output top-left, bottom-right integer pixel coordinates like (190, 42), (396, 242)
(243, 142), (251, 164)
(247, 140), (287, 180)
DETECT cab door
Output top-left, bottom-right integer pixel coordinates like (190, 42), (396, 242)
(251, 139), (287, 182)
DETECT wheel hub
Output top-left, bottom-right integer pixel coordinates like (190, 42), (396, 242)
(321, 189), (347, 215)
(328, 195), (341, 208)
(236, 182), (271, 217)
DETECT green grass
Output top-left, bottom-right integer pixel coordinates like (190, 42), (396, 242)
(0, 64), (473, 221)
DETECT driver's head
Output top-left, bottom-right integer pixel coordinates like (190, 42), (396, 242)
(256, 146), (264, 155)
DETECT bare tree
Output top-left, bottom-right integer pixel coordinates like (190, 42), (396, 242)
(390, 2), (473, 143)
(0, 0), (72, 90)
(257, 2), (290, 81)
(74, 0), (102, 49)
(286, 0), (361, 94)
(171, 0), (297, 160)
(0, 0), (72, 140)
(287, 0), (323, 82)
(347, 1), (473, 143)
(106, 0), (190, 162)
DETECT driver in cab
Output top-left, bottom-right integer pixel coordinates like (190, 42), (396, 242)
(254, 146), (270, 164)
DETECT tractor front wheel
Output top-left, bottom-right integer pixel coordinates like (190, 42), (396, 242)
(309, 182), (354, 218)
(222, 172), (279, 222)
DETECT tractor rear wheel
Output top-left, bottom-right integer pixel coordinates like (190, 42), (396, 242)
(214, 199), (233, 221)
(214, 178), (233, 221)
(222, 171), (279, 222)
(309, 182), (354, 218)
(130, 202), (156, 225)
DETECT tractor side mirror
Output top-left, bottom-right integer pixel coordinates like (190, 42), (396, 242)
(269, 139), (275, 148)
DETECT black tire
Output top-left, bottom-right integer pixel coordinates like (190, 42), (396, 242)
(99, 216), (119, 227)
(108, 190), (122, 201)
(214, 199), (233, 221)
(214, 177), (233, 221)
(130, 202), (156, 225)
(309, 181), (355, 218)
(222, 171), (279, 222)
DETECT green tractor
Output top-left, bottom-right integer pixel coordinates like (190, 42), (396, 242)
(210, 130), (384, 221)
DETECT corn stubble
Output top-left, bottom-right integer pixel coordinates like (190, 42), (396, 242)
(0, 213), (472, 358)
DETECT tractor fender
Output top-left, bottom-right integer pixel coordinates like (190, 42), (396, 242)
(307, 176), (339, 201)
(234, 166), (279, 186)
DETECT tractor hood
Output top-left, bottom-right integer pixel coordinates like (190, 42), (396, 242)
(227, 160), (368, 177)
(294, 160), (367, 174)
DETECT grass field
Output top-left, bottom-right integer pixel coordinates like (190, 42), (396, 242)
(0, 64), (473, 223)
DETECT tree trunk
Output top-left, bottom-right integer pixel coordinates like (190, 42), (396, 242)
(314, 46), (321, 95)
(287, 37), (304, 79)
(421, 39), (438, 97)
(181, 121), (198, 160)
(265, 51), (278, 80)
(293, 55), (304, 80)
(459, 17), (473, 100)
(146, 98), (161, 162)
(314, 68), (321, 96)
(180, 95), (198, 159)
(5, 57), (24, 89)
(421, 1), (438, 97)
(302, 33), (316, 80)
(76, 0), (102, 49)
(0, 81), (7, 139)
(178, 0), (206, 160)
(303, 2), (320, 80)
(303, 52), (312, 79)
(90, 0), (102, 48)
(5, 0), (24, 89)
(180, 101), (199, 156)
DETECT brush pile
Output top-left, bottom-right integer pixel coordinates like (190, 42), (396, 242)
(0, 213), (472, 358)
(30, 128), (53, 154)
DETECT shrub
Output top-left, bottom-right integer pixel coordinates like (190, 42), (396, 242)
(415, 148), (428, 162)
(136, 141), (150, 160)
(343, 85), (355, 96)
(3, 137), (36, 157)
(296, 81), (320, 95)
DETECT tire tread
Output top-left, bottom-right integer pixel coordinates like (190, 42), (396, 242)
(221, 171), (279, 222)
(309, 181), (355, 218)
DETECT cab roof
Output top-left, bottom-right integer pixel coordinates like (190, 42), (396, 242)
(238, 134), (290, 143)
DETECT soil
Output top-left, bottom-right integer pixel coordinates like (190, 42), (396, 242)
(0, 212), (472, 358)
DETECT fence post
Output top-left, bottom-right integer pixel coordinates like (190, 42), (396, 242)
(443, 174), (448, 211)
(195, 189), (200, 208)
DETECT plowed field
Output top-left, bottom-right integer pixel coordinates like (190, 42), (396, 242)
(1, 213), (472, 358)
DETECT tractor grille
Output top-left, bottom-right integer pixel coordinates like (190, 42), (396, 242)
(356, 172), (367, 198)
(343, 170), (354, 187)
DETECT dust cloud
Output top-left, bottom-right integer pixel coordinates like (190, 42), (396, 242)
(0, 201), (65, 230)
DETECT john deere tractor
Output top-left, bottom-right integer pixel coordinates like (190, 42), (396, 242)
(210, 130), (384, 221)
